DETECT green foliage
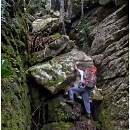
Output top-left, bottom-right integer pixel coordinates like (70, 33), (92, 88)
(1, 0), (11, 23)
(1, 0), (31, 129)
(1, 0), (20, 29)
(57, 108), (69, 121)
(41, 0), (46, 8)
(1, 60), (13, 79)
(26, 4), (36, 15)
(10, 18), (19, 28)
(52, 33), (61, 39)
(97, 110), (113, 130)
(94, 94), (114, 130)
(74, 0), (90, 5)
(41, 121), (73, 130)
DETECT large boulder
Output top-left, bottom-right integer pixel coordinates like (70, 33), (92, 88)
(27, 49), (93, 94)
(29, 34), (74, 65)
(47, 95), (82, 122)
(32, 17), (59, 33)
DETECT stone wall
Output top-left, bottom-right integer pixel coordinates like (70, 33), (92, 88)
(1, 0), (31, 129)
(70, 1), (128, 130)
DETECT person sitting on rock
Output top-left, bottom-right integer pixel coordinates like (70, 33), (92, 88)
(66, 64), (92, 119)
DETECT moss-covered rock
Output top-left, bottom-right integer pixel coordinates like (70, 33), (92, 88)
(47, 95), (73, 122)
(1, 0), (31, 129)
(32, 17), (59, 33)
(93, 77), (128, 130)
(1, 77), (31, 130)
(27, 49), (93, 94)
(29, 35), (73, 65)
(41, 122), (74, 130)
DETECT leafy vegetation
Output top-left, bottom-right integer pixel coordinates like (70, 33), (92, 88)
(1, 60), (13, 79)
(26, 4), (36, 15)
(1, 0), (10, 24)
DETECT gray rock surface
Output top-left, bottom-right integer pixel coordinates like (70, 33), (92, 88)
(29, 35), (73, 65)
(70, 2), (128, 130)
(90, 5), (128, 55)
(32, 17), (59, 33)
(27, 49), (93, 94)
(99, 0), (128, 6)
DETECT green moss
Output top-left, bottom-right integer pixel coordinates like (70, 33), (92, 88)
(1, 1), (31, 129)
(10, 38), (18, 49)
(1, 77), (31, 130)
(63, 40), (74, 53)
(44, 70), (65, 87)
(52, 33), (61, 39)
(1, 30), (11, 45)
(6, 45), (16, 55)
(57, 108), (69, 121)
(42, 121), (74, 130)
(29, 63), (67, 88)
(26, 4), (36, 15)
(29, 54), (38, 65)
(97, 110), (113, 130)
(95, 94), (114, 130)
(48, 96), (69, 122)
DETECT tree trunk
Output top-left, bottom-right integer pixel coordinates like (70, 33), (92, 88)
(46, 0), (51, 13)
(66, 0), (72, 20)
(37, 0), (41, 10)
(59, 0), (66, 34)
(60, 0), (64, 23)
(81, 0), (84, 16)
(48, 0), (51, 11)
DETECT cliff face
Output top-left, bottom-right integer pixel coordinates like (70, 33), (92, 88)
(70, 1), (128, 130)
(1, 0), (31, 129)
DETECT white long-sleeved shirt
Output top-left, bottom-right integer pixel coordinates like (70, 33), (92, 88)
(77, 69), (84, 82)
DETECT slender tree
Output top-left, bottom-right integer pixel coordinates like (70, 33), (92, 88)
(60, 0), (64, 23)
(66, 0), (72, 20)
(45, 0), (51, 13)
(48, 0), (51, 11)
(59, 0), (66, 34)
(81, 0), (84, 16)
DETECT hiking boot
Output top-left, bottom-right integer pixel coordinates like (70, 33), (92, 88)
(86, 113), (92, 119)
(66, 100), (74, 105)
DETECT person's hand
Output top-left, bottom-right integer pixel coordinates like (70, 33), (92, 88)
(74, 65), (78, 71)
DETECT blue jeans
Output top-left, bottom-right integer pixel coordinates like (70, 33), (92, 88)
(69, 86), (91, 114)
